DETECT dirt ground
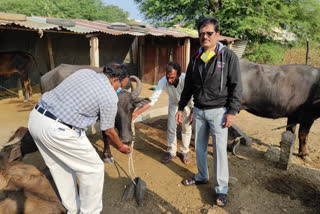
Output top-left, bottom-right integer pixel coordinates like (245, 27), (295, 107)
(1, 84), (320, 214)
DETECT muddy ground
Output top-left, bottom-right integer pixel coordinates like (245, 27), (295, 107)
(0, 86), (320, 214)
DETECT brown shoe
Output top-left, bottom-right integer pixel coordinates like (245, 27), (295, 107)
(161, 153), (175, 164)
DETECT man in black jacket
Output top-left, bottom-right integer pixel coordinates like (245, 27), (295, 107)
(176, 17), (242, 207)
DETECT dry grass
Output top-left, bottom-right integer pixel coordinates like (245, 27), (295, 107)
(283, 42), (320, 67)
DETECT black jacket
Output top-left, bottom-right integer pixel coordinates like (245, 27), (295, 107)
(178, 42), (242, 115)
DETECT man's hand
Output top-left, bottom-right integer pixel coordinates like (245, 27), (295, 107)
(118, 143), (131, 154)
(223, 114), (236, 128)
(176, 110), (183, 124)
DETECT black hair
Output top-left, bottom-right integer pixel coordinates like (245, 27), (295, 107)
(166, 61), (181, 76)
(197, 17), (219, 34)
(103, 63), (129, 81)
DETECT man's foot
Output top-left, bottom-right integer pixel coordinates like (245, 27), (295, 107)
(182, 153), (190, 164)
(216, 193), (227, 207)
(182, 177), (208, 186)
(161, 153), (175, 164)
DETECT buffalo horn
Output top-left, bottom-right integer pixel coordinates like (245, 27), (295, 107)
(129, 75), (142, 98)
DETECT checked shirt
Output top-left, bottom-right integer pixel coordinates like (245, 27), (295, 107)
(39, 69), (118, 130)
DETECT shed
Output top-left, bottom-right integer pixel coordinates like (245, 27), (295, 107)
(0, 12), (243, 96)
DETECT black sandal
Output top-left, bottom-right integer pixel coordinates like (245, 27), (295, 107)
(182, 177), (208, 186)
(216, 193), (227, 207)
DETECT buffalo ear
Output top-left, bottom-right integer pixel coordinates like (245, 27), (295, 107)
(132, 97), (151, 109)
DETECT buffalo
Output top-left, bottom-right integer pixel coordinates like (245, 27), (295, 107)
(239, 59), (320, 158)
(0, 51), (37, 102)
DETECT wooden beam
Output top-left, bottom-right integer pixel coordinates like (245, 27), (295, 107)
(131, 37), (139, 64)
(138, 37), (145, 80)
(86, 33), (100, 38)
(47, 34), (55, 70)
(90, 36), (99, 67)
(154, 47), (159, 85)
(228, 41), (234, 50)
(185, 38), (190, 69)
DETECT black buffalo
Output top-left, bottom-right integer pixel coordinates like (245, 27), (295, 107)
(3, 64), (149, 163)
(240, 59), (320, 158)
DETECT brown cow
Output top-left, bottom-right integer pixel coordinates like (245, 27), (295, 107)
(0, 51), (37, 102)
(0, 152), (66, 214)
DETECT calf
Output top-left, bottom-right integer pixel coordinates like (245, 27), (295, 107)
(0, 51), (37, 102)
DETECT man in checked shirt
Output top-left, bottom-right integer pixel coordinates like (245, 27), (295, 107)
(28, 63), (131, 214)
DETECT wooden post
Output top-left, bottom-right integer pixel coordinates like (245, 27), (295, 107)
(138, 37), (145, 80)
(169, 48), (173, 61)
(47, 34), (55, 70)
(131, 37), (139, 64)
(228, 41), (234, 50)
(306, 40), (309, 65)
(279, 131), (296, 170)
(87, 36), (100, 136)
(154, 47), (159, 85)
(185, 38), (191, 69)
(90, 37), (99, 67)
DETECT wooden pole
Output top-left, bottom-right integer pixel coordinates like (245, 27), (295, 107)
(154, 47), (159, 85)
(90, 37), (99, 67)
(138, 37), (145, 80)
(47, 34), (55, 70)
(306, 40), (309, 65)
(185, 38), (191, 70)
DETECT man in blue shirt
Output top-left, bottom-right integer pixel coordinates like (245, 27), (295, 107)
(28, 63), (131, 214)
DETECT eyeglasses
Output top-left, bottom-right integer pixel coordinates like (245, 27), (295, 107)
(199, 31), (215, 37)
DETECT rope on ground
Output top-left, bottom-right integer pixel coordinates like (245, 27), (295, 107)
(0, 85), (19, 96)
(231, 123), (295, 158)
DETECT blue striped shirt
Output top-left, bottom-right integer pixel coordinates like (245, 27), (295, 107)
(39, 69), (118, 130)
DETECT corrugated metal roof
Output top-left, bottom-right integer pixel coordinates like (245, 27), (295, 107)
(0, 13), (239, 41)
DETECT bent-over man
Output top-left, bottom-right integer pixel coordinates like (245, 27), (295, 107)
(28, 63), (131, 214)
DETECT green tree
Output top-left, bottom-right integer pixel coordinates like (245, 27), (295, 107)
(0, 0), (129, 23)
(134, 0), (320, 41)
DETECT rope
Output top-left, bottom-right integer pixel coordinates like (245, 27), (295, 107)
(231, 123), (295, 156)
(113, 121), (137, 185)
(0, 85), (20, 96)
(128, 121), (137, 184)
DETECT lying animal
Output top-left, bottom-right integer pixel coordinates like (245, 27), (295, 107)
(0, 152), (66, 214)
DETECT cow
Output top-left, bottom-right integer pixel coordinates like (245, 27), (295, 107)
(2, 64), (150, 163)
(239, 59), (320, 158)
(0, 51), (37, 102)
(0, 152), (66, 214)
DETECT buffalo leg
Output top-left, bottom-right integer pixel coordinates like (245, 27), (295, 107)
(102, 131), (114, 163)
(298, 120), (314, 158)
(286, 116), (297, 134)
(23, 79), (30, 101)
(27, 78), (32, 98)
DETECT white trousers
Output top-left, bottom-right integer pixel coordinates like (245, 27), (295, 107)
(167, 103), (192, 155)
(28, 109), (104, 214)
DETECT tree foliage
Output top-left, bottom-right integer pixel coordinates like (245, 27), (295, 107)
(134, 0), (320, 41)
(0, 0), (129, 23)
